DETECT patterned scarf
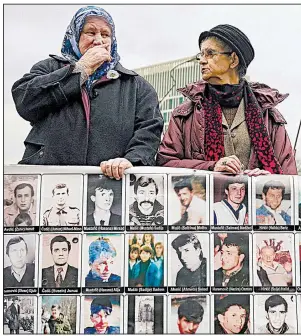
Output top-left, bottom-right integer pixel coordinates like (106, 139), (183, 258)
(61, 6), (120, 91)
(203, 80), (283, 174)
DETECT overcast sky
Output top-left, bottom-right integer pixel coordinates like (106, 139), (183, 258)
(4, 4), (301, 163)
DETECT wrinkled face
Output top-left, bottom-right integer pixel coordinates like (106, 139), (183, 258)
(53, 187), (68, 207)
(130, 250), (139, 261)
(92, 188), (114, 211)
(51, 307), (60, 319)
(51, 241), (69, 266)
(140, 250), (151, 262)
(199, 38), (233, 82)
(136, 184), (157, 214)
(178, 242), (201, 272)
(267, 304), (287, 330)
(178, 316), (200, 334)
(263, 188), (283, 210)
(220, 305), (247, 334)
(155, 245), (163, 257)
(221, 245), (242, 271)
(15, 186), (33, 212)
(79, 16), (112, 55)
(91, 257), (113, 280)
(225, 183), (246, 205)
(177, 187), (193, 207)
(90, 309), (109, 332)
(8, 241), (27, 269)
(261, 247), (276, 266)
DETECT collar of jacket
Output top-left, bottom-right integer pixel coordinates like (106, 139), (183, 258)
(175, 80), (288, 123)
(49, 54), (138, 76)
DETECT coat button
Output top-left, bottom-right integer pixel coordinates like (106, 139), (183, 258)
(196, 104), (201, 109)
(39, 151), (44, 157)
(231, 132), (236, 138)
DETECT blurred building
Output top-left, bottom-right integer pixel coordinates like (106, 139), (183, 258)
(134, 56), (200, 132)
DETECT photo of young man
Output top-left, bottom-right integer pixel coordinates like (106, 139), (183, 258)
(83, 234), (123, 288)
(214, 295), (251, 334)
(169, 295), (209, 334)
(255, 176), (292, 225)
(213, 175), (249, 226)
(41, 234), (80, 288)
(169, 175), (207, 226)
(213, 233), (250, 287)
(4, 175), (40, 227)
(254, 294), (297, 334)
(4, 234), (36, 288)
(82, 296), (121, 334)
(169, 233), (208, 288)
(128, 174), (165, 226)
(86, 175), (122, 227)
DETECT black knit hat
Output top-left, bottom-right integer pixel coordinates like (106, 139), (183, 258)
(198, 24), (255, 68)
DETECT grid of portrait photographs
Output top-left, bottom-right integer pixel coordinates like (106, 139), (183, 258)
(3, 170), (301, 334)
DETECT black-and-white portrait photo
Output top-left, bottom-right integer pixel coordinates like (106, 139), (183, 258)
(254, 294), (297, 334)
(254, 175), (293, 226)
(169, 175), (207, 226)
(213, 233), (251, 287)
(85, 175), (122, 227)
(40, 234), (80, 289)
(4, 174), (40, 227)
(169, 233), (209, 288)
(212, 174), (250, 226)
(127, 174), (165, 226)
(126, 295), (164, 334)
(254, 233), (294, 287)
(41, 174), (83, 226)
(4, 296), (37, 334)
(169, 295), (210, 334)
(4, 234), (37, 288)
(213, 294), (251, 334)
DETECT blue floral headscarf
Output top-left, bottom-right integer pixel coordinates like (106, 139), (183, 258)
(61, 6), (120, 91)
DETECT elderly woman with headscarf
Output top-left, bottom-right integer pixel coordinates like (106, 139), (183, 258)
(157, 24), (297, 176)
(12, 6), (163, 179)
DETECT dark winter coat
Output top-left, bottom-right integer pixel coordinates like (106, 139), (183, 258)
(12, 56), (163, 166)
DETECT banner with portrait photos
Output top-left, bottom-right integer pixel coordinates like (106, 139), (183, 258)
(3, 165), (301, 334)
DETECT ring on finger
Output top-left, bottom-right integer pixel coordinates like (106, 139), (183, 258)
(222, 160), (227, 166)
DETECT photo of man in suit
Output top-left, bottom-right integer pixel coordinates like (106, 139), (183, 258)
(86, 176), (121, 226)
(4, 236), (35, 288)
(41, 235), (78, 288)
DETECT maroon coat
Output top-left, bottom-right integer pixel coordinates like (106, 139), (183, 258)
(156, 81), (297, 175)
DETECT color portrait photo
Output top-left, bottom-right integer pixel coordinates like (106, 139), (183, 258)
(81, 295), (122, 334)
(82, 233), (123, 288)
(39, 234), (81, 289)
(39, 295), (79, 334)
(169, 294), (210, 334)
(127, 233), (166, 287)
(4, 174), (40, 227)
(254, 175), (293, 226)
(168, 174), (208, 226)
(254, 233), (295, 287)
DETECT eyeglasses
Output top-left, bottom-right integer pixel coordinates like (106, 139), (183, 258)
(196, 49), (233, 60)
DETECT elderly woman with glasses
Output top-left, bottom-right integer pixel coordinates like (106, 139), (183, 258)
(157, 24), (297, 176)
(12, 6), (163, 180)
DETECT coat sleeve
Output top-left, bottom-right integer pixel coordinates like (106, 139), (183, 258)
(11, 58), (82, 124)
(123, 77), (164, 166)
(156, 113), (216, 170)
(268, 109), (298, 175)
